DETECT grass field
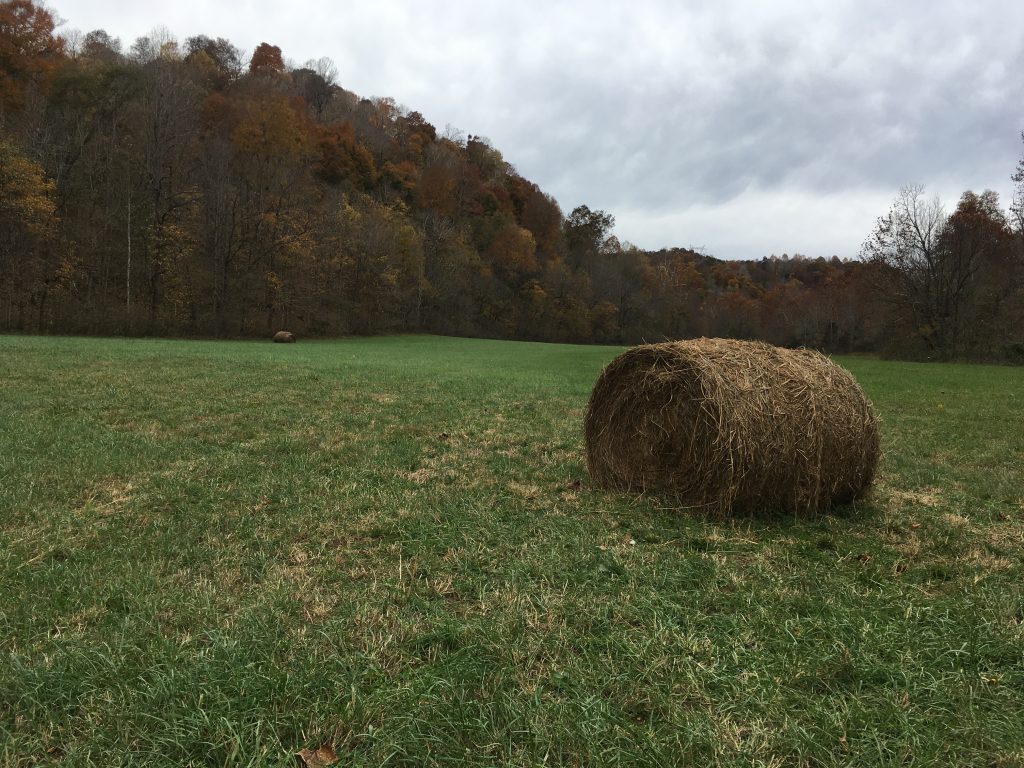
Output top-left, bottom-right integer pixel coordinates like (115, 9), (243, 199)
(1, 334), (1022, 767)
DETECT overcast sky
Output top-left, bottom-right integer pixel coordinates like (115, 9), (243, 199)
(53, 0), (1024, 260)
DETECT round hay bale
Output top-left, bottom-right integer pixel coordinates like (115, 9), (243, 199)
(273, 330), (296, 343)
(584, 338), (880, 515)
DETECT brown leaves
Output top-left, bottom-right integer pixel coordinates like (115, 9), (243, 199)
(0, 0), (64, 109)
(232, 95), (310, 159)
(297, 744), (337, 767)
(249, 42), (284, 76)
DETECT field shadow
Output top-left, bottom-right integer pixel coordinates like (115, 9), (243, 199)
(590, 484), (881, 536)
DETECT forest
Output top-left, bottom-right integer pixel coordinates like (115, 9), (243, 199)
(2, 0), (1023, 360)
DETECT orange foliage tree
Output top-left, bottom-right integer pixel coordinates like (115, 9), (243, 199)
(0, 0), (63, 109)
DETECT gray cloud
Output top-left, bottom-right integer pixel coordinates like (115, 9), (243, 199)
(55, 0), (1024, 259)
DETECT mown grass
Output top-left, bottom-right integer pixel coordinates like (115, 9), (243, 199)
(1, 334), (1022, 767)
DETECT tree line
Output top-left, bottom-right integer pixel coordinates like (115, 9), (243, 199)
(2, 0), (1023, 360)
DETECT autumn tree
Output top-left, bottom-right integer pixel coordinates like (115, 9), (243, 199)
(516, 183), (562, 260)
(185, 35), (242, 88)
(248, 42), (283, 77)
(941, 190), (1016, 355)
(0, 0), (63, 112)
(486, 221), (537, 284)
(128, 26), (178, 65)
(0, 138), (58, 328)
(220, 92), (318, 333)
(648, 250), (706, 339)
(131, 44), (207, 331)
(80, 29), (122, 64)
(564, 204), (614, 268)
(314, 120), (375, 188)
(759, 278), (814, 347)
(420, 228), (487, 336)
(815, 263), (876, 352)
(534, 259), (595, 341)
(415, 160), (458, 217)
(27, 48), (144, 333)
(394, 110), (436, 161)
(332, 199), (425, 333)
(465, 135), (505, 179)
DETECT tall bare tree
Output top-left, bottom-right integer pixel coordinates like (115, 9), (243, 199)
(861, 185), (955, 353)
(1011, 131), (1024, 236)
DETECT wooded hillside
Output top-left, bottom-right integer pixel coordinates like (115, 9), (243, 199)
(2, 0), (1022, 359)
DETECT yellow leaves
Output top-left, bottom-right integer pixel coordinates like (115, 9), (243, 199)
(53, 255), (79, 291)
(265, 270), (283, 295)
(393, 224), (423, 267)
(520, 279), (548, 306)
(0, 139), (56, 237)
(147, 222), (194, 263)
(670, 259), (707, 293)
(257, 207), (316, 267)
(158, 40), (181, 61)
(231, 96), (310, 160)
(487, 222), (537, 280)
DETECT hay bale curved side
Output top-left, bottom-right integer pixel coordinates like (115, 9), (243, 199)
(584, 338), (879, 514)
(273, 330), (296, 343)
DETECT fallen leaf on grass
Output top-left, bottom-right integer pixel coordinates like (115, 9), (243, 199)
(297, 744), (338, 767)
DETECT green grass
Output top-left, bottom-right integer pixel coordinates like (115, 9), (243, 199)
(1, 334), (1022, 767)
